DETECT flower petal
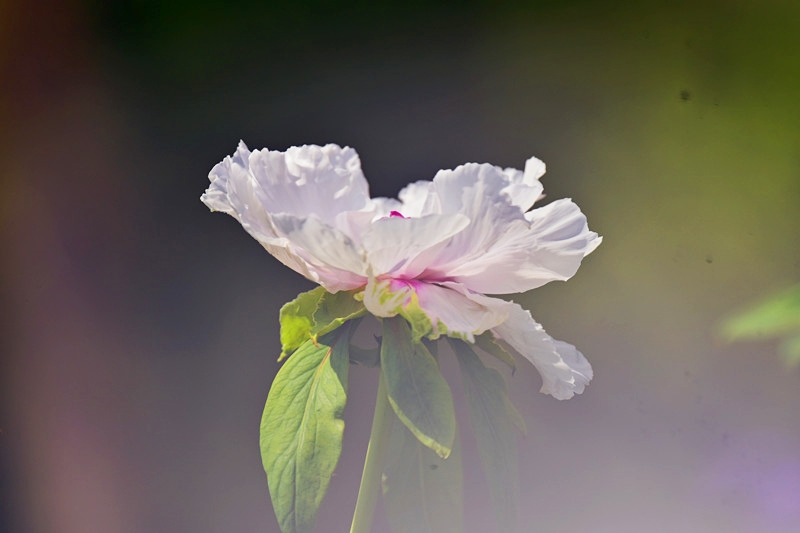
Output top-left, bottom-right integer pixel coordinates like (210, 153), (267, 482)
(522, 197), (602, 274)
(488, 300), (593, 400)
(361, 213), (469, 277)
(270, 214), (368, 292)
(201, 140), (252, 216)
(500, 155), (545, 212)
(368, 197), (403, 219)
(413, 163), (534, 284)
(397, 180), (439, 217)
(414, 282), (509, 341)
(410, 160), (598, 294)
(443, 198), (601, 294)
(247, 144), (370, 228)
(203, 142), (343, 284)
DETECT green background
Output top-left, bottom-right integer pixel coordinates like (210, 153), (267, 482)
(2, 1), (799, 531)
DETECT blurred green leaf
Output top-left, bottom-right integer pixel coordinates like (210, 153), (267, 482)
(451, 339), (522, 532)
(381, 316), (456, 459)
(260, 323), (354, 533)
(382, 409), (463, 533)
(723, 284), (800, 340)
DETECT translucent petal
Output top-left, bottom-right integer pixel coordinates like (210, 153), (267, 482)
(500, 155), (545, 212)
(247, 144), (370, 227)
(415, 163), (532, 283)
(397, 180), (439, 217)
(488, 301), (593, 400)
(201, 140), (252, 216)
(270, 214), (368, 291)
(361, 213), (469, 277)
(414, 282), (509, 341)
(448, 198), (602, 294)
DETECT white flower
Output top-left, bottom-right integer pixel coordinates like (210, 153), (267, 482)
(202, 142), (601, 400)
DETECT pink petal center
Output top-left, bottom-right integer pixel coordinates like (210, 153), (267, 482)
(388, 278), (421, 292)
(389, 210), (405, 218)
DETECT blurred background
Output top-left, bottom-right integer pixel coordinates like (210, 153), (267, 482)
(2, 0), (799, 531)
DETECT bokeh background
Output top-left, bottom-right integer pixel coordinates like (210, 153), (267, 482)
(2, 0), (799, 532)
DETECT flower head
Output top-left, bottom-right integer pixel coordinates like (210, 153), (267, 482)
(202, 142), (601, 399)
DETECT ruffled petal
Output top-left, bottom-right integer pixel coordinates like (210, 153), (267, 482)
(522, 197), (602, 275)
(443, 198), (601, 294)
(488, 300), (593, 400)
(247, 144), (370, 228)
(202, 143), (377, 290)
(270, 214), (368, 291)
(368, 197), (404, 219)
(201, 143), (334, 284)
(500, 156), (545, 212)
(415, 163), (531, 280)
(361, 213), (469, 277)
(201, 140), (251, 216)
(396, 180), (439, 217)
(414, 282), (508, 340)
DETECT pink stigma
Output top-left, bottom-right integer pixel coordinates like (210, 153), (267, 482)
(389, 211), (405, 218)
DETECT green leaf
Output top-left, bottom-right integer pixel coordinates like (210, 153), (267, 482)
(722, 284), (800, 340)
(381, 410), (463, 533)
(422, 337), (439, 359)
(279, 287), (326, 359)
(475, 332), (517, 374)
(312, 289), (366, 338)
(349, 344), (380, 367)
(260, 323), (354, 533)
(381, 316), (456, 459)
(279, 287), (365, 360)
(451, 339), (522, 533)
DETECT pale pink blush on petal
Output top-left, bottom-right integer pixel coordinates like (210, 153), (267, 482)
(361, 213), (469, 278)
(413, 282), (509, 341)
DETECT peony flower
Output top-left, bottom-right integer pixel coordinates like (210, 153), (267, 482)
(202, 142), (601, 400)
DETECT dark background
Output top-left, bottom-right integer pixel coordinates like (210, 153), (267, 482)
(2, 1), (800, 532)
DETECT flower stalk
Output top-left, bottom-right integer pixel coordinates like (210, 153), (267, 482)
(350, 367), (392, 533)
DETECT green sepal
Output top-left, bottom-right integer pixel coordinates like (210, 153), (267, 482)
(381, 408), (463, 533)
(279, 287), (365, 361)
(260, 323), (355, 533)
(381, 316), (456, 459)
(450, 338), (523, 533)
(398, 292), (436, 342)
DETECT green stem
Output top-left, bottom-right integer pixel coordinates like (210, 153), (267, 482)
(350, 368), (392, 533)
